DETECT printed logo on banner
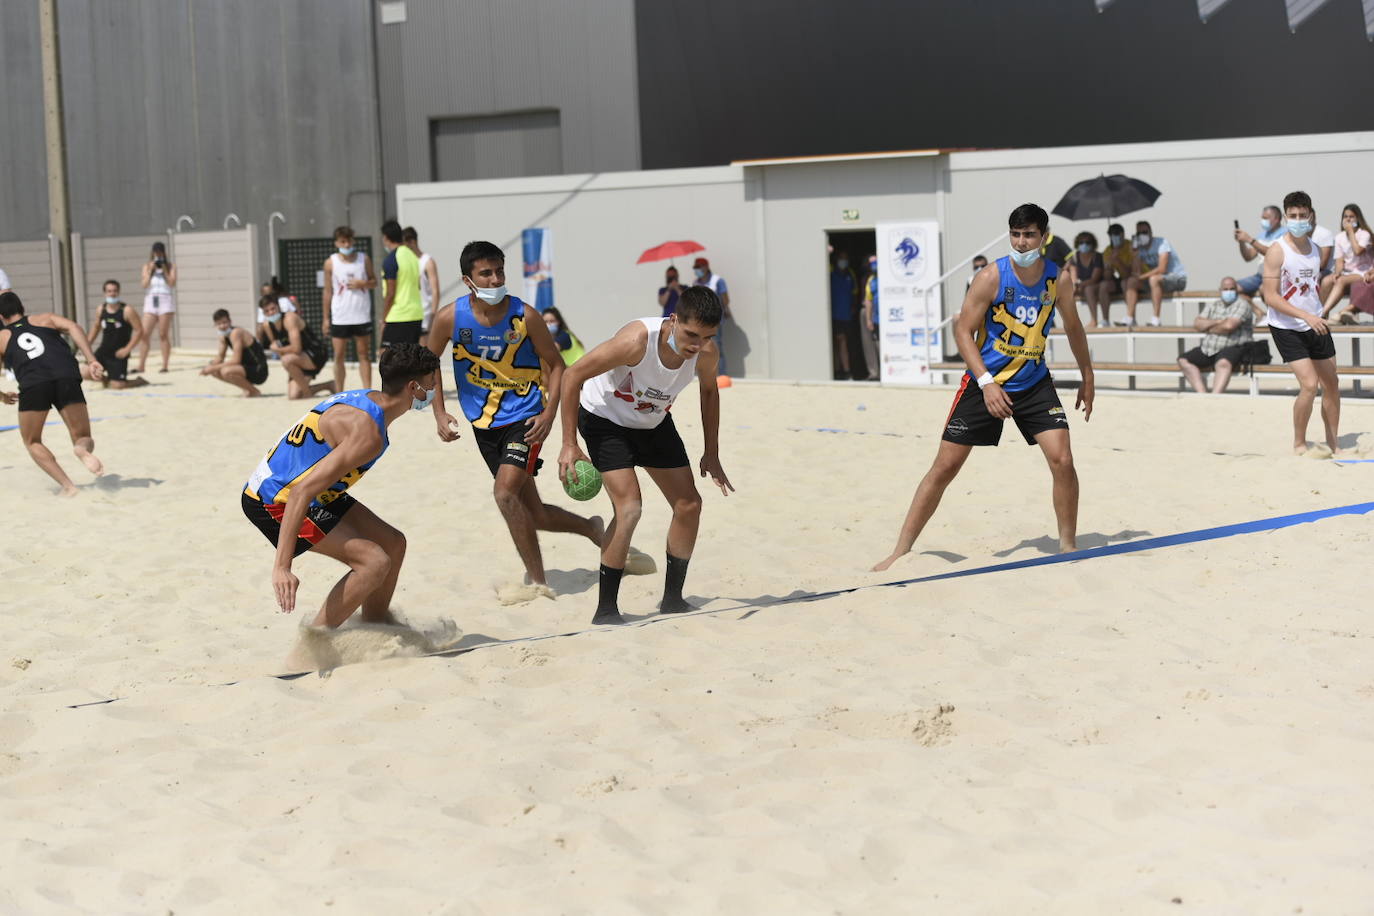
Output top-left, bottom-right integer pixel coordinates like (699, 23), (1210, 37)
(884, 329), (907, 346)
(888, 233), (925, 282)
(886, 306), (904, 322)
(910, 328), (941, 348)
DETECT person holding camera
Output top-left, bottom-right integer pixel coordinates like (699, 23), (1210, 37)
(137, 241), (177, 374)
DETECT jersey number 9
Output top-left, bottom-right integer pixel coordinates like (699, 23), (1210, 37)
(16, 332), (46, 360)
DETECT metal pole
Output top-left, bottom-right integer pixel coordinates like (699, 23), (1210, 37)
(268, 212), (286, 278)
(39, 0), (74, 319)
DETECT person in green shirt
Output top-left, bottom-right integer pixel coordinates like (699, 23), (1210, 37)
(379, 219), (424, 347)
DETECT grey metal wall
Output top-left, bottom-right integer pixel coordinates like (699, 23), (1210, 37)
(374, 0), (641, 209)
(1, 0), (383, 287)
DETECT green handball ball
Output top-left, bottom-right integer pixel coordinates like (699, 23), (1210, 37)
(563, 460), (603, 501)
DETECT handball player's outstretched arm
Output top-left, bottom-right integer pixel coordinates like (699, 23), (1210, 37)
(694, 340), (732, 495)
(953, 264), (1010, 419)
(270, 409), (383, 613)
(424, 304), (462, 442)
(1056, 272), (1095, 421)
(557, 322), (645, 482)
(522, 304), (564, 444)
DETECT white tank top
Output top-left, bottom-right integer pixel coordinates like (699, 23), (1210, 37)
(146, 266), (174, 299)
(581, 318), (698, 429)
(1267, 234), (1323, 332)
(418, 253), (435, 322)
(329, 253), (371, 325)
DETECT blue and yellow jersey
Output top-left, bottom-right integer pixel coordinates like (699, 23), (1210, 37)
(451, 294), (545, 429)
(243, 390), (389, 508)
(973, 256), (1059, 392)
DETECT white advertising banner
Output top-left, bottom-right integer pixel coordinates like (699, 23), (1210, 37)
(875, 220), (941, 385)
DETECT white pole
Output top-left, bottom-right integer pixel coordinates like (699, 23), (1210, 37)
(267, 212), (286, 278)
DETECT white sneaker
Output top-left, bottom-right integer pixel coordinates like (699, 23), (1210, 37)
(1113, 316), (1136, 327)
(1147, 316), (1160, 327)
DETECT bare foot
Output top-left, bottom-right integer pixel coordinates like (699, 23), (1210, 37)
(359, 609), (402, 626)
(588, 515), (605, 547)
(1293, 442), (1311, 456)
(59, 485), (79, 498)
(871, 553), (903, 572)
(245, 387), (263, 398)
(1058, 541), (1077, 553)
(75, 448), (104, 476)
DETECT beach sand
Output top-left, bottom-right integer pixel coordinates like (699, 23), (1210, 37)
(3, 358), (1373, 913)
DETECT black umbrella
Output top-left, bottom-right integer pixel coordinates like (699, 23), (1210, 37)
(1051, 174), (1161, 221)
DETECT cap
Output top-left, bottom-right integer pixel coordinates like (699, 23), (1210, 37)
(693, 257), (709, 268)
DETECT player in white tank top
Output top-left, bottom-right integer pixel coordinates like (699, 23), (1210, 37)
(1261, 192), (1342, 455)
(322, 226), (377, 393)
(559, 287), (734, 625)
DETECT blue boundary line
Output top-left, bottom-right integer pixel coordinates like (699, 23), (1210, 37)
(65, 499), (1374, 709)
(1, 415), (141, 433)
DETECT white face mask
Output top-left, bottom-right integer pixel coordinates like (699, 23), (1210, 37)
(337, 246), (354, 256)
(471, 283), (507, 305)
(411, 383), (436, 412)
(1135, 233), (1151, 247)
(666, 320), (682, 355)
(104, 296), (119, 305)
(217, 326), (233, 337)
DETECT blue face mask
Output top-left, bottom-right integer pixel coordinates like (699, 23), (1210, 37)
(338, 246), (355, 256)
(1077, 243), (1092, 254)
(1259, 219), (1274, 234)
(267, 313), (282, 324)
(1220, 289), (1238, 304)
(1009, 247), (1041, 268)
(1286, 219), (1312, 238)
(667, 321), (681, 355)
(411, 383), (436, 412)
(546, 322), (560, 334)
(104, 296), (119, 305)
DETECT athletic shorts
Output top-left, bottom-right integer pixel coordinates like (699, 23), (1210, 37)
(578, 406), (690, 472)
(1271, 326), (1336, 363)
(143, 293), (175, 316)
(241, 490), (357, 558)
(472, 420), (544, 478)
(942, 373), (1068, 447)
(96, 350), (128, 381)
(301, 346), (329, 379)
(330, 322), (373, 340)
(381, 321), (423, 347)
(18, 377), (86, 413)
(1180, 344), (1247, 371)
(245, 362), (270, 386)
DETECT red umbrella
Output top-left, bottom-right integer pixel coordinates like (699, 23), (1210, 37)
(637, 240), (704, 264)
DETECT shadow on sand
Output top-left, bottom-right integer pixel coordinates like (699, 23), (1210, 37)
(994, 529), (1152, 558)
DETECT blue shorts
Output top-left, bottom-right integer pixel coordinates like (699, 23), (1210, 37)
(1237, 273), (1263, 296)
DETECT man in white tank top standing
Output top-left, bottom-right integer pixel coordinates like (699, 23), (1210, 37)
(403, 226), (439, 348)
(558, 286), (734, 625)
(321, 225), (377, 395)
(1262, 190), (1343, 456)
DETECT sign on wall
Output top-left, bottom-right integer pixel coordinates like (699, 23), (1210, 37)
(875, 219), (941, 385)
(522, 228), (554, 312)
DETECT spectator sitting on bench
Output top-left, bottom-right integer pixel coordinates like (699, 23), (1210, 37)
(1177, 276), (1253, 394)
(1100, 223), (1133, 326)
(1322, 203), (1373, 324)
(1068, 231), (1105, 327)
(1123, 221), (1187, 327)
(1234, 205), (1285, 306)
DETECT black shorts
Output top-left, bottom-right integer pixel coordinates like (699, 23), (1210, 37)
(1180, 344), (1247, 371)
(578, 406), (690, 472)
(96, 350), (128, 381)
(472, 420), (544, 478)
(381, 321), (423, 347)
(942, 373), (1068, 447)
(301, 346), (329, 379)
(241, 491), (357, 558)
(330, 322), (373, 340)
(1270, 326), (1337, 363)
(18, 377), (86, 413)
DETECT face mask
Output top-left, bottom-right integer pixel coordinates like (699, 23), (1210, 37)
(546, 322), (560, 333)
(1286, 219), (1311, 238)
(1108, 233), (1123, 246)
(1009, 247), (1041, 268)
(337, 246), (354, 256)
(1135, 234), (1151, 247)
(104, 296), (119, 304)
(972, 264), (985, 274)
(693, 267), (706, 279)
(411, 383), (436, 412)
(267, 313), (282, 324)
(1220, 290), (1238, 304)
(471, 283), (507, 305)
(1077, 244), (1092, 254)
(667, 321), (682, 355)
(217, 326), (232, 337)
(1259, 219), (1273, 233)
(837, 259), (849, 269)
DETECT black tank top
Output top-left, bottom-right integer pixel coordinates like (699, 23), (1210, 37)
(268, 316), (325, 360)
(97, 303), (133, 354)
(239, 330), (268, 378)
(3, 317), (81, 386)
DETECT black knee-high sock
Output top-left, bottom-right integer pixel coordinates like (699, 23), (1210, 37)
(660, 553), (691, 613)
(594, 564), (625, 622)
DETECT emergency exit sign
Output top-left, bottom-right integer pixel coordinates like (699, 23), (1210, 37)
(841, 209), (860, 222)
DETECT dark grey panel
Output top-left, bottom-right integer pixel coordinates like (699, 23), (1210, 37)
(0, 2), (50, 239)
(431, 110), (562, 181)
(635, 0), (1374, 169)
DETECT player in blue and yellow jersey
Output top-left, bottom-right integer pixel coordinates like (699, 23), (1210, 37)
(873, 204), (1096, 571)
(242, 343), (441, 626)
(427, 241), (604, 594)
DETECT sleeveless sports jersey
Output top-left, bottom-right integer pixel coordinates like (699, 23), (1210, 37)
(581, 318), (698, 429)
(1267, 234), (1323, 332)
(234, 329), (269, 380)
(244, 390), (389, 508)
(450, 294), (545, 429)
(96, 303), (133, 355)
(267, 316), (327, 367)
(329, 253), (372, 325)
(972, 257), (1059, 392)
(3, 317), (80, 386)
(418, 253), (435, 326)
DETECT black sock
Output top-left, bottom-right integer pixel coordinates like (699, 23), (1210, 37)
(594, 564), (625, 622)
(660, 553), (691, 613)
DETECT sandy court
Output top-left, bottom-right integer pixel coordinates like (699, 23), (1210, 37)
(3, 356), (1374, 913)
